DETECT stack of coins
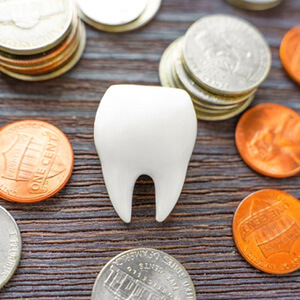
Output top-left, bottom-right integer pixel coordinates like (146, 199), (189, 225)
(159, 14), (272, 121)
(0, 0), (86, 81)
(226, 0), (283, 10)
(76, 0), (162, 33)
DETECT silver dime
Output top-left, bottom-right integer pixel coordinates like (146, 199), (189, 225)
(0, 0), (74, 55)
(0, 206), (21, 290)
(76, 0), (148, 26)
(92, 248), (196, 300)
(183, 14), (272, 96)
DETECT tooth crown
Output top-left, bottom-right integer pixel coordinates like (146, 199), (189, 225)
(94, 85), (197, 223)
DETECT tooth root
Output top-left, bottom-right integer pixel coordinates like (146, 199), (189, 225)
(94, 85), (197, 223)
(154, 166), (188, 222)
(102, 164), (137, 223)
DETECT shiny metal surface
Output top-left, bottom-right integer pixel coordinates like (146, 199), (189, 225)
(92, 248), (196, 300)
(0, 206), (21, 290)
(77, 0), (148, 26)
(183, 14), (271, 95)
(0, 0), (74, 55)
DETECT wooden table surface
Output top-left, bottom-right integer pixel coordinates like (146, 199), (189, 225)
(1, 0), (300, 299)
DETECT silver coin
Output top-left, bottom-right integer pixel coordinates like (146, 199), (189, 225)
(77, 0), (161, 33)
(92, 248), (196, 300)
(183, 14), (271, 96)
(0, 206), (21, 290)
(160, 38), (244, 112)
(227, 0), (282, 10)
(173, 39), (254, 106)
(172, 68), (243, 112)
(0, 0), (74, 55)
(76, 0), (148, 26)
(194, 93), (254, 121)
(0, 20), (86, 81)
(159, 38), (180, 89)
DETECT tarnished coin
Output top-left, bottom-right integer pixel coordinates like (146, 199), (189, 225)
(0, 0), (74, 55)
(183, 14), (271, 96)
(280, 26), (300, 85)
(0, 120), (73, 203)
(233, 189), (300, 274)
(76, 0), (148, 26)
(92, 248), (196, 300)
(236, 103), (300, 178)
(0, 206), (21, 290)
(227, 0), (282, 10)
(77, 0), (161, 33)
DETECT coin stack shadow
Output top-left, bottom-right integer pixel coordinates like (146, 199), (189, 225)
(0, 13), (86, 81)
(159, 14), (272, 121)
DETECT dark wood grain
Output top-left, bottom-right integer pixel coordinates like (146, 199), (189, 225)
(0, 0), (300, 299)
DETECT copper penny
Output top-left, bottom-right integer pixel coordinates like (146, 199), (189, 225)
(236, 103), (300, 178)
(280, 26), (300, 84)
(0, 120), (73, 203)
(233, 189), (300, 274)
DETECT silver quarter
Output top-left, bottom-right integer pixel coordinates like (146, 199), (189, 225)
(76, 0), (148, 26)
(183, 14), (271, 95)
(0, 206), (21, 290)
(92, 248), (196, 300)
(172, 68), (242, 112)
(194, 94), (254, 121)
(173, 39), (254, 106)
(0, 0), (74, 55)
(160, 38), (243, 110)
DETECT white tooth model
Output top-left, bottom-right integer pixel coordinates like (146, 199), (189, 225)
(94, 85), (197, 223)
